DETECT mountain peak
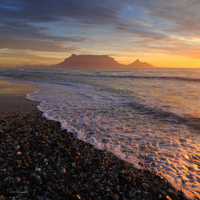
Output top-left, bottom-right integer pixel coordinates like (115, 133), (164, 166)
(50, 54), (155, 69)
(128, 59), (154, 68)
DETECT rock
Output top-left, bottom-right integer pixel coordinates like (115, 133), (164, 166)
(24, 161), (29, 167)
(47, 185), (53, 193)
(110, 193), (119, 200)
(16, 160), (22, 165)
(142, 183), (149, 188)
(15, 145), (20, 150)
(72, 162), (76, 168)
(74, 194), (81, 200)
(35, 167), (41, 172)
(16, 151), (21, 156)
(26, 155), (31, 163)
(53, 162), (60, 169)
(59, 168), (66, 175)
(0, 195), (5, 200)
(0, 109), (186, 200)
(167, 190), (179, 200)
(15, 177), (21, 183)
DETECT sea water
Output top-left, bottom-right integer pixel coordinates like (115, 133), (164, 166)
(0, 68), (200, 199)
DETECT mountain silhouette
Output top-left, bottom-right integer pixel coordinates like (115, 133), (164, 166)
(50, 54), (155, 69)
(127, 59), (155, 68)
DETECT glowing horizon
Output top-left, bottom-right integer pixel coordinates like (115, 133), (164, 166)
(1, 0), (200, 68)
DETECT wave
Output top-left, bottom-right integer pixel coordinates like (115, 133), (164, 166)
(29, 76), (200, 131)
(127, 101), (200, 130)
(4, 70), (200, 129)
(17, 69), (200, 83)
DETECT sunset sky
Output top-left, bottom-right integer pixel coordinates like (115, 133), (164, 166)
(1, 0), (200, 68)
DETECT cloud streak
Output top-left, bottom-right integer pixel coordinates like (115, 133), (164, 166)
(0, 0), (200, 67)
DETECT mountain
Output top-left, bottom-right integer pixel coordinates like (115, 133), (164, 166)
(16, 54), (155, 69)
(50, 54), (155, 69)
(127, 59), (155, 68)
(50, 54), (124, 69)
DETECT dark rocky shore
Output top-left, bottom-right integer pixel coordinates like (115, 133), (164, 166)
(0, 109), (188, 200)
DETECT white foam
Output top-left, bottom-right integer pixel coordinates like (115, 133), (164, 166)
(1, 71), (200, 199)
(27, 81), (200, 199)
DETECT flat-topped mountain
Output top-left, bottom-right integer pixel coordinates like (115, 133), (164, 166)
(50, 54), (155, 69)
(51, 54), (124, 68)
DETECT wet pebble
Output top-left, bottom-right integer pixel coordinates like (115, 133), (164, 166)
(59, 168), (66, 175)
(35, 167), (41, 172)
(47, 185), (54, 193)
(0, 110), (188, 200)
(72, 162), (76, 168)
(16, 151), (21, 156)
(15, 177), (21, 183)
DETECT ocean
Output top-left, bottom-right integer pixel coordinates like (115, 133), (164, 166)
(0, 67), (200, 199)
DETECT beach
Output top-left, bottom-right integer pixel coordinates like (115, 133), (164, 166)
(0, 80), (39, 114)
(0, 80), (188, 200)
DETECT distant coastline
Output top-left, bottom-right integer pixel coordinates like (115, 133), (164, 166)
(17, 54), (156, 69)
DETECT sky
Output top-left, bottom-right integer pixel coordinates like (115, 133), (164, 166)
(1, 0), (200, 68)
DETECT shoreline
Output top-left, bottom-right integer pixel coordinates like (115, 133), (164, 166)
(0, 80), (39, 114)
(0, 81), (188, 200)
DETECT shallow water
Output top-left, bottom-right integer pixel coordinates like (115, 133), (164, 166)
(1, 68), (200, 199)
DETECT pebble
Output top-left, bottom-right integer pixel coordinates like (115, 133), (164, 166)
(16, 151), (21, 156)
(0, 110), (188, 200)
(15, 145), (20, 150)
(59, 168), (66, 175)
(35, 167), (41, 172)
(15, 177), (21, 183)
(72, 162), (76, 168)
(0, 196), (5, 200)
(110, 193), (119, 200)
(47, 185), (53, 193)
(142, 183), (149, 187)
(16, 160), (22, 165)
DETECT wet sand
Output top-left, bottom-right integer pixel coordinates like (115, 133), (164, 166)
(0, 81), (188, 200)
(0, 80), (39, 114)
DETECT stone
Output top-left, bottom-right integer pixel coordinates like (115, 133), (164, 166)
(72, 162), (76, 168)
(16, 151), (21, 156)
(53, 162), (60, 169)
(59, 168), (66, 175)
(47, 185), (53, 193)
(24, 161), (29, 167)
(16, 160), (22, 165)
(15, 145), (20, 150)
(15, 177), (21, 183)
(110, 193), (119, 200)
(0, 195), (5, 200)
(35, 167), (41, 172)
